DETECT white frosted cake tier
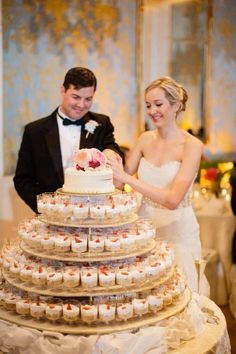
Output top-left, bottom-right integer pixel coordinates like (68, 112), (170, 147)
(62, 167), (114, 194)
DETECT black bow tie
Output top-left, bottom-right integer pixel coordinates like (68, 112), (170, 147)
(58, 111), (84, 126)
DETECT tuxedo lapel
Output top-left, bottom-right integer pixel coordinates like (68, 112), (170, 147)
(45, 113), (64, 184)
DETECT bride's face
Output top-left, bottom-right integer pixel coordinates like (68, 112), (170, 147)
(145, 87), (178, 127)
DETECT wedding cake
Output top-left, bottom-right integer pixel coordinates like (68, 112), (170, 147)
(62, 148), (114, 193)
(0, 147), (230, 353)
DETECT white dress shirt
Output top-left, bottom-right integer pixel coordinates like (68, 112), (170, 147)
(57, 108), (82, 169)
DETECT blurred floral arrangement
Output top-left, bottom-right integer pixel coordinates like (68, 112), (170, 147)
(196, 161), (234, 196)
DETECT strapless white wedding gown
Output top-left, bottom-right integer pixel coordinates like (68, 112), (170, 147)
(138, 157), (209, 295)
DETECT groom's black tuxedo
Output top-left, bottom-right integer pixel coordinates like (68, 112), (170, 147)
(13, 108), (123, 213)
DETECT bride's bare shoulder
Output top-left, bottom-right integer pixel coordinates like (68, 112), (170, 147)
(183, 131), (204, 151)
(135, 131), (156, 151)
(138, 130), (156, 142)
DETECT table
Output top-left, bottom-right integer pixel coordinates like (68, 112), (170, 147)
(194, 196), (235, 305)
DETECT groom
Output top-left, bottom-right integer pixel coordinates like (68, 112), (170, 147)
(13, 67), (123, 213)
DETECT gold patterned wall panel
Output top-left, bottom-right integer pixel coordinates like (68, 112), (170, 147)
(204, 0), (236, 160)
(2, 0), (138, 175)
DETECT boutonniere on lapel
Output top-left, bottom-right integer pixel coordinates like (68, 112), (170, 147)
(84, 120), (100, 138)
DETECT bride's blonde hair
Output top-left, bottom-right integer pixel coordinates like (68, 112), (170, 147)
(145, 76), (188, 115)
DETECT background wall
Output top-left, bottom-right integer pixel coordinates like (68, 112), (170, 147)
(142, 0), (208, 134)
(204, 0), (236, 160)
(141, 0), (236, 161)
(0, 0), (236, 245)
(2, 0), (138, 175)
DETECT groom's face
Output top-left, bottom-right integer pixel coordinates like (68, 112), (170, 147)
(60, 84), (95, 121)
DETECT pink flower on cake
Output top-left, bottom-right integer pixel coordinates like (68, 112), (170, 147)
(89, 148), (107, 168)
(74, 148), (107, 170)
(74, 149), (91, 170)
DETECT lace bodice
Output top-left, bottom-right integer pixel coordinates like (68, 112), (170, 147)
(137, 157), (192, 208)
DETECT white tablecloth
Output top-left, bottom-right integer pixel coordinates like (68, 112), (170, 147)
(195, 197), (235, 305)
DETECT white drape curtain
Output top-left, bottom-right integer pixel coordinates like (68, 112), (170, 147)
(141, 1), (171, 127)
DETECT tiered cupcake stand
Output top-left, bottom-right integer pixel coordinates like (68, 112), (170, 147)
(0, 190), (191, 335)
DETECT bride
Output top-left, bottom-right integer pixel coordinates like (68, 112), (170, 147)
(109, 76), (209, 295)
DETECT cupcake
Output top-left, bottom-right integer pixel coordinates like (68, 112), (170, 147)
(161, 291), (172, 306)
(30, 300), (46, 319)
(63, 268), (80, 288)
(145, 262), (164, 280)
(148, 295), (163, 312)
(71, 236), (87, 253)
(132, 298), (149, 316)
(37, 197), (47, 214)
(118, 201), (129, 217)
(32, 266), (47, 286)
(90, 204), (106, 219)
(116, 269), (132, 286)
(30, 217), (46, 230)
(9, 262), (21, 277)
(63, 303), (80, 322)
(3, 257), (11, 272)
(20, 265), (34, 282)
(166, 285), (181, 300)
(99, 303), (116, 323)
(131, 268), (146, 284)
(44, 199), (58, 217)
(81, 268), (98, 289)
(132, 229), (147, 248)
(4, 294), (20, 311)
(119, 233), (135, 251)
(46, 303), (62, 321)
(57, 200), (73, 219)
(54, 235), (71, 253)
(161, 253), (173, 269)
(119, 198), (136, 216)
(89, 237), (105, 253)
(104, 237), (121, 252)
(117, 302), (133, 321)
(29, 232), (42, 248)
(143, 225), (156, 242)
(72, 203), (89, 220)
(47, 270), (63, 288)
(81, 304), (98, 323)
(99, 267), (116, 287)
(126, 196), (137, 214)
(174, 278), (186, 294)
(41, 235), (55, 250)
(18, 229), (32, 244)
(105, 203), (120, 219)
(16, 298), (31, 315)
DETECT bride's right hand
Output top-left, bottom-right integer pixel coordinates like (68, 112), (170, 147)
(107, 157), (129, 184)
